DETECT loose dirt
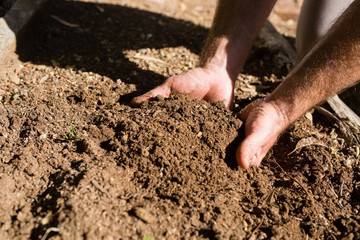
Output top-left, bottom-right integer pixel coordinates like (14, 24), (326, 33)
(0, 0), (359, 239)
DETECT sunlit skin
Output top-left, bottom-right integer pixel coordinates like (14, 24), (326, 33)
(133, 0), (360, 169)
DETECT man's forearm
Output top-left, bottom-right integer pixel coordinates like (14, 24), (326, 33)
(199, 0), (276, 80)
(266, 0), (360, 124)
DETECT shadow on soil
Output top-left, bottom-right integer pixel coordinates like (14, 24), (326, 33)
(12, 0), (295, 104)
(14, 0), (207, 98)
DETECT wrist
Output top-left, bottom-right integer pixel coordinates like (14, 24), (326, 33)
(263, 96), (292, 130)
(198, 38), (240, 81)
(200, 60), (238, 82)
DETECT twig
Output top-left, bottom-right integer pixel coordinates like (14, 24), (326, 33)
(91, 179), (107, 195)
(315, 106), (340, 122)
(340, 182), (345, 197)
(51, 15), (79, 28)
(41, 227), (60, 240)
(133, 54), (171, 66)
(95, 5), (105, 12)
(315, 106), (360, 145)
(328, 181), (343, 208)
(327, 95), (360, 127)
(249, 216), (264, 239)
(328, 181), (338, 198)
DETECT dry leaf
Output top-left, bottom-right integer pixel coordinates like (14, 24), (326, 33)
(289, 137), (327, 155)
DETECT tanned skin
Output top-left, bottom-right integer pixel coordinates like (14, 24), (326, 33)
(133, 0), (276, 108)
(133, 0), (360, 169)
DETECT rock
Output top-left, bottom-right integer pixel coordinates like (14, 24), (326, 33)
(132, 207), (156, 223)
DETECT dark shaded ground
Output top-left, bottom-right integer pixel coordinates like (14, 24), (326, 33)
(0, 0), (359, 239)
(0, 0), (16, 17)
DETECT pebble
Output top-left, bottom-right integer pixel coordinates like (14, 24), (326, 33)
(11, 76), (21, 85)
(16, 212), (26, 222)
(141, 147), (150, 157)
(133, 207), (155, 223)
(39, 75), (49, 84)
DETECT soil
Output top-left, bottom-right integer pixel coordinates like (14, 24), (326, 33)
(0, 0), (359, 239)
(0, 0), (16, 17)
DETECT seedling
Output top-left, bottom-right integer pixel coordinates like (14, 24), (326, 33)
(143, 235), (154, 240)
(63, 124), (81, 142)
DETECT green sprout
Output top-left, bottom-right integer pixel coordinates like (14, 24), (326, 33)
(63, 124), (81, 142)
(143, 236), (154, 240)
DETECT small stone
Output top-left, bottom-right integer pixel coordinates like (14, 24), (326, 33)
(121, 134), (128, 142)
(11, 76), (21, 84)
(133, 207), (155, 223)
(141, 147), (150, 157)
(119, 199), (127, 207)
(203, 212), (212, 223)
(17, 212), (26, 222)
(39, 132), (48, 141)
(39, 75), (49, 84)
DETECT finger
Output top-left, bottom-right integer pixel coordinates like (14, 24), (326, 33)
(132, 86), (170, 105)
(236, 132), (274, 169)
(131, 91), (155, 105)
(238, 104), (252, 122)
(236, 117), (277, 168)
(236, 131), (264, 169)
(236, 143), (251, 169)
(238, 99), (264, 121)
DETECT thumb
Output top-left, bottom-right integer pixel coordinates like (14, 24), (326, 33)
(132, 85), (171, 105)
(236, 120), (280, 169)
(236, 132), (269, 169)
(238, 99), (264, 121)
(236, 125), (265, 169)
(236, 112), (277, 168)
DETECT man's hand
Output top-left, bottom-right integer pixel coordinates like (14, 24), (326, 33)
(132, 0), (276, 109)
(132, 67), (234, 108)
(236, 99), (289, 168)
